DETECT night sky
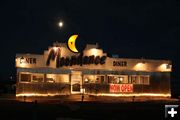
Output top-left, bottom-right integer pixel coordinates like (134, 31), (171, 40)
(0, 0), (179, 81)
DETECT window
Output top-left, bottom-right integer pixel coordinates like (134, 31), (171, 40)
(56, 74), (69, 83)
(83, 75), (95, 83)
(46, 74), (69, 83)
(32, 74), (44, 82)
(130, 75), (140, 84)
(83, 75), (105, 84)
(96, 76), (105, 83)
(46, 74), (56, 83)
(140, 75), (150, 85)
(20, 73), (31, 82)
(129, 75), (150, 85)
(46, 78), (55, 83)
(108, 75), (128, 84)
(120, 76), (128, 83)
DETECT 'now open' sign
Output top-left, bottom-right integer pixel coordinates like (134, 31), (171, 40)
(110, 84), (133, 93)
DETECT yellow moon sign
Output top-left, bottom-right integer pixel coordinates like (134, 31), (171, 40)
(67, 35), (79, 53)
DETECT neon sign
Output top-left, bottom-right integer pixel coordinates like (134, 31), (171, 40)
(110, 84), (133, 93)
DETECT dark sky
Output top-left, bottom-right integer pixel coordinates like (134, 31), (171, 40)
(0, 0), (179, 80)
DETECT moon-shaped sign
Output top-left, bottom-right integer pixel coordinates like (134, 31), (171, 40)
(67, 35), (79, 53)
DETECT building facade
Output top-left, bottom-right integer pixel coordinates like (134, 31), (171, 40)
(15, 42), (172, 97)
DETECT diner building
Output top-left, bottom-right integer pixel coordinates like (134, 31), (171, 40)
(15, 42), (172, 97)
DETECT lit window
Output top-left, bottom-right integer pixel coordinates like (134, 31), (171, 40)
(20, 73), (31, 82)
(46, 74), (69, 83)
(56, 74), (69, 83)
(129, 75), (150, 85)
(32, 74), (44, 82)
(130, 75), (140, 84)
(83, 75), (105, 84)
(108, 75), (128, 84)
(140, 75), (150, 85)
(46, 78), (55, 83)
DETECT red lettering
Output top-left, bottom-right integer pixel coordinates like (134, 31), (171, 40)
(110, 84), (121, 92)
(110, 84), (133, 93)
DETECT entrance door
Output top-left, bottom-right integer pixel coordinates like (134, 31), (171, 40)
(71, 71), (82, 94)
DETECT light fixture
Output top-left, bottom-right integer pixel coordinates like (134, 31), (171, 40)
(119, 77), (123, 81)
(84, 78), (88, 82)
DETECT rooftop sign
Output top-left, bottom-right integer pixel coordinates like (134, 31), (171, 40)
(46, 48), (106, 68)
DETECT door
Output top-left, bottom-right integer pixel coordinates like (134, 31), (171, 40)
(71, 71), (82, 94)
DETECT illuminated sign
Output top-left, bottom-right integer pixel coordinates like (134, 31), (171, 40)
(20, 57), (36, 64)
(113, 61), (127, 67)
(110, 84), (133, 93)
(46, 48), (106, 67)
(67, 35), (79, 53)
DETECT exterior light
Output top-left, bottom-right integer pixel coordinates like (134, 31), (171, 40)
(88, 93), (171, 97)
(89, 48), (103, 56)
(134, 62), (147, 71)
(18, 57), (28, 68)
(16, 93), (62, 97)
(91, 48), (98, 56)
(20, 57), (25, 64)
(84, 78), (88, 82)
(158, 63), (172, 71)
(119, 77), (123, 81)
(53, 47), (58, 52)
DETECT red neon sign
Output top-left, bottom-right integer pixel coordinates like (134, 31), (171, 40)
(110, 84), (133, 93)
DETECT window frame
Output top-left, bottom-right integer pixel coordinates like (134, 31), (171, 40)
(140, 75), (150, 85)
(107, 75), (129, 84)
(19, 72), (32, 83)
(83, 74), (105, 84)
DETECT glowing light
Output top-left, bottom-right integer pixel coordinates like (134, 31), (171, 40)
(53, 47), (58, 52)
(84, 78), (88, 82)
(80, 88), (85, 94)
(110, 84), (133, 93)
(46, 80), (55, 83)
(58, 21), (63, 27)
(134, 62), (146, 71)
(16, 93), (67, 97)
(119, 77), (123, 81)
(19, 64), (26, 67)
(19, 58), (28, 67)
(87, 93), (171, 97)
(89, 48), (102, 56)
(158, 63), (171, 71)
(91, 48), (97, 55)
(16, 93), (171, 97)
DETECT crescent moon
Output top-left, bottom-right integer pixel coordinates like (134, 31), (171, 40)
(67, 35), (79, 53)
